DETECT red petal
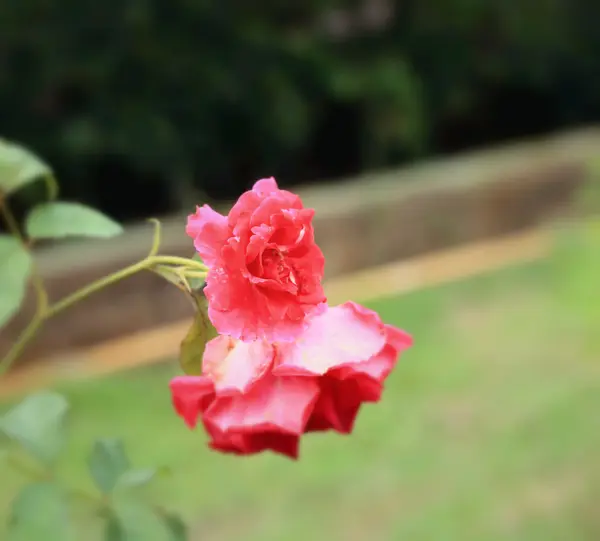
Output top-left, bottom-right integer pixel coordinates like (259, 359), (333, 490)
(169, 376), (215, 429)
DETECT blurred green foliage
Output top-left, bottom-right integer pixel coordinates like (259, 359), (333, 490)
(2, 217), (599, 540)
(0, 392), (185, 540)
(2, 0), (600, 218)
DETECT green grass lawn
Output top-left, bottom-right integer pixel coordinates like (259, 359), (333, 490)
(2, 219), (600, 541)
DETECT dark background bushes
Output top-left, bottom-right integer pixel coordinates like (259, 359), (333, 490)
(1, 0), (599, 221)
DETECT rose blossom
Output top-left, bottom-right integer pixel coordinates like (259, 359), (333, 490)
(169, 302), (412, 459)
(186, 177), (326, 343)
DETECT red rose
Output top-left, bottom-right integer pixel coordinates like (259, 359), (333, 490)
(169, 302), (412, 459)
(186, 177), (326, 343)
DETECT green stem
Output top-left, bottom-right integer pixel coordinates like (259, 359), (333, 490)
(0, 197), (23, 241)
(151, 255), (208, 271)
(147, 218), (162, 257)
(0, 199), (208, 373)
(69, 488), (102, 506)
(0, 195), (48, 307)
(0, 316), (43, 376)
(0, 198), (48, 375)
(0, 254), (207, 374)
(45, 259), (150, 318)
(6, 449), (102, 506)
(46, 256), (207, 318)
(184, 270), (207, 280)
(6, 452), (49, 481)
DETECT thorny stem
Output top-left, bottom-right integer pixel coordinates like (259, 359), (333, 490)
(0, 210), (208, 375)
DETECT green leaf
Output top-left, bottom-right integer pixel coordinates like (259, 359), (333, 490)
(163, 513), (188, 541)
(179, 290), (217, 376)
(104, 515), (123, 541)
(7, 482), (73, 541)
(25, 201), (123, 240)
(0, 235), (32, 328)
(105, 498), (172, 541)
(0, 392), (69, 464)
(187, 253), (206, 291)
(88, 439), (130, 494)
(0, 139), (55, 197)
(152, 266), (186, 290)
(117, 468), (156, 490)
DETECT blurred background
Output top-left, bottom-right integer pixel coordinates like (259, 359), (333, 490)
(1, 0), (600, 539)
(2, 0), (600, 219)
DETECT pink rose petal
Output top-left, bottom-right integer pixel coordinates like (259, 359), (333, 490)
(205, 372), (320, 436)
(186, 205), (230, 268)
(203, 335), (274, 394)
(274, 302), (386, 376)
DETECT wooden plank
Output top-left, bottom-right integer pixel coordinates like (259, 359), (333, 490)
(0, 228), (553, 398)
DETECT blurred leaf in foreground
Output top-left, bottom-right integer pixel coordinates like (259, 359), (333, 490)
(88, 439), (130, 494)
(26, 201), (123, 240)
(104, 497), (173, 541)
(0, 392), (69, 464)
(0, 139), (55, 198)
(0, 235), (32, 327)
(8, 482), (72, 541)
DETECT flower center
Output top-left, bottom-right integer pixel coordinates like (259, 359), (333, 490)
(261, 248), (299, 293)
